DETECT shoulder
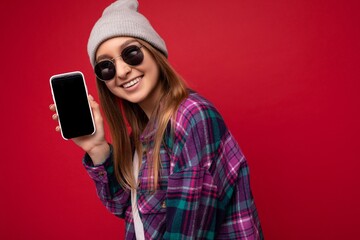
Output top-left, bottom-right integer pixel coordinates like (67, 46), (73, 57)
(174, 91), (224, 129)
(168, 91), (241, 174)
(170, 91), (228, 144)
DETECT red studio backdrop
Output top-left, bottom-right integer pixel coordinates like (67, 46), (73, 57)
(0, 0), (359, 239)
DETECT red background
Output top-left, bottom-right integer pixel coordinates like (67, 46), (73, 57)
(1, 0), (359, 239)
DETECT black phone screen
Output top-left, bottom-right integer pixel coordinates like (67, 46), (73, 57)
(50, 72), (95, 139)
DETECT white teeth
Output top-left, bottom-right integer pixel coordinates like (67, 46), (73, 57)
(123, 77), (141, 88)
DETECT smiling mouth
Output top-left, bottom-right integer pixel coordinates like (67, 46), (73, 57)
(122, 76), (142, 88)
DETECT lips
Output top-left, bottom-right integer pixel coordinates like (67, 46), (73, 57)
(121, 76), (142, 88)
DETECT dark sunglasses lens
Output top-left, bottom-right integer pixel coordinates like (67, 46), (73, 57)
(122, 45), (144, 66)
(95, 60), (115, 81)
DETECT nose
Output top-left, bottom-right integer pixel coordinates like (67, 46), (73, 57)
(114, 58), (132, 81)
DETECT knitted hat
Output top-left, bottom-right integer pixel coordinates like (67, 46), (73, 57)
(87, 0), (167, 66)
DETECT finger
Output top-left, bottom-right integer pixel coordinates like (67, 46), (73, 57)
(55, 126), (61, 132)
(49, 104), (56, 112)
(87, 95), (103, 124)
(88, 95), (100, 110)
(52, 113), (58, 120)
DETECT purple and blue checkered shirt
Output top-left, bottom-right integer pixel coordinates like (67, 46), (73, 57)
(83, 91), (263, 239)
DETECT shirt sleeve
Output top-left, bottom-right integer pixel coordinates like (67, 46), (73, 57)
(164, 100), (263, 239)
(83, 144), (131, 218)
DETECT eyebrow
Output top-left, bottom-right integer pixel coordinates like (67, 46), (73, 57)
(96, 39), (140, 62)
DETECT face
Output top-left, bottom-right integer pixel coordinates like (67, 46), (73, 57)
(95, 37), (162, 116)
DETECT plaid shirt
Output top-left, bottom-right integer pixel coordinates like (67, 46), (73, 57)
(83, 92), (263, 239)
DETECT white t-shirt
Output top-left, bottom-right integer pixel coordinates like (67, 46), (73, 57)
(131, 151), (145, 240)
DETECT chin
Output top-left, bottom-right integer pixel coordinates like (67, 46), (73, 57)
(124, 95), (147, 104)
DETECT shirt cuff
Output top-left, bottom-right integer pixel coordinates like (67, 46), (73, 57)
(82, 144), (113, 183)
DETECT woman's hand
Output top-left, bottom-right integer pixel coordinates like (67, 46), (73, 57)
(49, 95), (110, 165)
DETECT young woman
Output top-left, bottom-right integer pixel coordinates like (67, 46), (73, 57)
(50, 0), (263, 239)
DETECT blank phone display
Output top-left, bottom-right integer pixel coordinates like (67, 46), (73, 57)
(51, 73), (95, 139)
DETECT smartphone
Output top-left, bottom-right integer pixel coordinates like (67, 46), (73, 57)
(50, 71), (96, 140)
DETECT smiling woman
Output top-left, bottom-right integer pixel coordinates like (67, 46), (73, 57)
(1, 0), (359, 239)
(96, 37), (162, 116)
(48, 0), (263, 239)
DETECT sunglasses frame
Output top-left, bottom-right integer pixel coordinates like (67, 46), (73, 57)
(94, 44), (144, 81)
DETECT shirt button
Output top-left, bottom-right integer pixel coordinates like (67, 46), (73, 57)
(161, 201), (166, 208)
(99, 171), (106, 176)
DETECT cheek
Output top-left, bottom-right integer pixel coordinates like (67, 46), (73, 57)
(142, 52), (160, 80)
(104, 82), (119, 94)
(147, 63), (160, 83)
(152, 67), (160, 83)
(104, 81), (113, 89)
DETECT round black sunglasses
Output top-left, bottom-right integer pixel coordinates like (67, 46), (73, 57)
(94, 45), (144, 81)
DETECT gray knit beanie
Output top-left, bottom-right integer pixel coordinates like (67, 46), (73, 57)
(87, 0), (167, 66)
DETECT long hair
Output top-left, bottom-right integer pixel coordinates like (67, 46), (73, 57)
(96, 39), (188, 190)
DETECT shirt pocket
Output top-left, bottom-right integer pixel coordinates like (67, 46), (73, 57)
(137, 189), (167, 215)
(137, 189), (168, 238)
(168, 166), (218, 201)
